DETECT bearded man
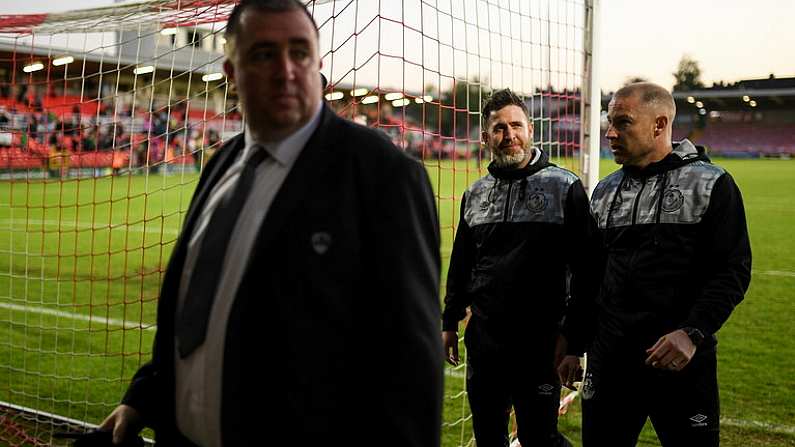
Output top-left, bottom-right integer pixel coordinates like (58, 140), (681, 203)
(441, 88), (600, 447)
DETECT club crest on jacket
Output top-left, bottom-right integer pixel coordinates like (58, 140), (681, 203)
(661, 187), (684, 213)
(311, 231), (332, 254)
(527, 191), (547, 212)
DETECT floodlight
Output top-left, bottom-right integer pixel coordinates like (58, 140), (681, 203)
(22, 62), (44, 73)
(325, 91), (344, 101)
(202, 73), (224, 82)
(133, 65), (155, 75)
(52, 56), (74, 66)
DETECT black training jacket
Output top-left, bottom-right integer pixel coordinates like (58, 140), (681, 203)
(442, 149), (601, 345)
(578, 140), (751, 356)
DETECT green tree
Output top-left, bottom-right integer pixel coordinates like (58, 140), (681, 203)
(672, 55), (705, 91)
(406, 78), (489, 138)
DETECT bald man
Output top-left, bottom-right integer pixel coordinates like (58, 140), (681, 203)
(558, 82), (751, 446)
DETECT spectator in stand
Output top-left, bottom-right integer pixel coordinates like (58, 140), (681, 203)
(98, 1), (443, 446)
(82, 126), (97, 151)
(114, 122), (127, 148)
(153, 112), (168, 137)
(0, 107), (10, 127)
(66, 106), (82, 137)
(14, 84), (27, 104)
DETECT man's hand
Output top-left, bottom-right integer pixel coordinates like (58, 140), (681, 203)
(645, 329), (696, 372)
(442, 330), (459, 366)
(98, 404), (142, 445)
(554, 335), (582, 390)
(557, 355), (583, 391)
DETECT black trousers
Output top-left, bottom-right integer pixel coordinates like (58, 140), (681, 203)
(581, 344), (720, 447)
(464, 318), (571, 447)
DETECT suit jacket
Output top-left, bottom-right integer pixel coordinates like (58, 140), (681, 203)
(122, 104), (443, 446)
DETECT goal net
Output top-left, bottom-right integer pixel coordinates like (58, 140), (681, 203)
(0, 0), (598, 445)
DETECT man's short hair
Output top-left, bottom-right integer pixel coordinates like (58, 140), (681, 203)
(224, 0), (319, 44)
(482, 88), (530, 126)
(614, 82), (676, 119)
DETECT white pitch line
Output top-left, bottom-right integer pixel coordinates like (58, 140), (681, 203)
(2, 305), (794, 438)
(0, 218), (179, 236)
(759, 270), (795, 278)
(721, 417), (795, 435)
(0, 301), (155, 332)
(445, 368), (465, 379)
(444, 371), (795, 436)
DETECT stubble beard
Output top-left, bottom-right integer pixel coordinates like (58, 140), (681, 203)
(493, 146), (530, 168)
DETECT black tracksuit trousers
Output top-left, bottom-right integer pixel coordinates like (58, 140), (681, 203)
(464, 317), (572, 447)
(581, 344), (720, 446)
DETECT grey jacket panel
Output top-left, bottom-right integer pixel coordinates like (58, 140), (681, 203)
(591, 145), (726, 229)
(464, 166), (579, 227)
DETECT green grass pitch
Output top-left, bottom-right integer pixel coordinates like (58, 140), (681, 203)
(0, 157), (793, 446)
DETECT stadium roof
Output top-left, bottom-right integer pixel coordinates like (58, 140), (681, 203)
(0, 39), (223, 78)
(602, 77), (795, 111)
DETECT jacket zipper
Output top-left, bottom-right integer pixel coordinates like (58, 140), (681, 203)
(503, 181), (514, 222)
(631, 178), (646, 224)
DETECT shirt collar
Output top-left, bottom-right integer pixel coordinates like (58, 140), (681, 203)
(243, 100), (324, 166)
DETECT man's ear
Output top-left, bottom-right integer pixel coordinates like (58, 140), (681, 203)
(654, 115), (669, 137)
(223, 59), (235, 84)
(481, 130), (489, 146)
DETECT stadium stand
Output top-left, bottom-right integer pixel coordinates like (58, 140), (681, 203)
(601, 75), (795, 158)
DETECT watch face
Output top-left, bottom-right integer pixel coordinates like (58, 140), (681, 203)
(685, 327), (704, 345)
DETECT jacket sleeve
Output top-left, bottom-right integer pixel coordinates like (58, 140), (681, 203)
(560, 179), (604, 356)
(367, 154), (442, 447)
(442, 193), (475, 332)
(121, 344), (166, 431)
(682, 172), (751, 336)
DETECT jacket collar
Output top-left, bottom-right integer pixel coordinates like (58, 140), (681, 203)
(623, 139), (710, 178)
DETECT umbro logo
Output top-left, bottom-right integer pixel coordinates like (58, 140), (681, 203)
(537, 384), (555, 395)
(690, 414), (708, 427)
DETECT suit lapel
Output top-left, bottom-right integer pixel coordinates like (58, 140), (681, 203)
(252, 104), (340, 253)
(181, 135), (246, 239)
(159, 134), (245, 306)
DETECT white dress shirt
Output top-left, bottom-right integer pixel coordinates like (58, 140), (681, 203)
(174, 102), (323, 447)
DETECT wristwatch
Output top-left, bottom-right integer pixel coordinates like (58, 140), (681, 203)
(682, 327), (705, 346)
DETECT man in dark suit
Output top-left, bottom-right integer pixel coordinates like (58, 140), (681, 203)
(98, 1), (443, 445)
